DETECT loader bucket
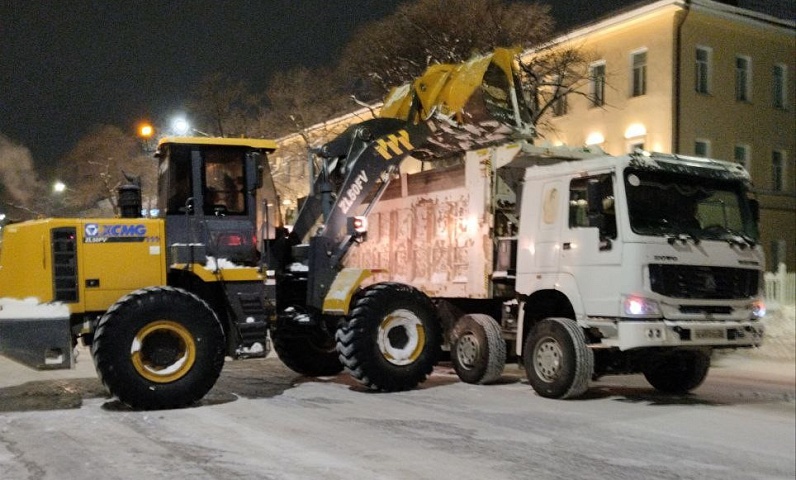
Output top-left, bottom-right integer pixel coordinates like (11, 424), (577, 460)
(0, 300), (73, 370)
(380, 47), (531, 159)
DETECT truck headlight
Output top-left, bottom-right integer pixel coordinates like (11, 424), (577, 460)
(622, 295), (661, 317)
(751, 299), (766, 319)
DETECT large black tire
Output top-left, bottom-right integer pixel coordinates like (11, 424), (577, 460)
(336, 282), (442, 392)
(272, 323), (344, 377)
(642, 349), (711, 394)
(523, 317), (593, 399)
(92, 286), (225, 410)
(451, 314), (506, 384)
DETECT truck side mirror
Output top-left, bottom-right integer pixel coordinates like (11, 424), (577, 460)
(749, 198), (760, 223)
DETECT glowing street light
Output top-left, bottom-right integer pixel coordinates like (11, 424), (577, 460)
(172, 117), (190, 135)
(139, 123), (154, 139)
(53, 181), (67, 193)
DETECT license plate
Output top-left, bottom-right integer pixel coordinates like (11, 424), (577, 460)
(695, 328), (725, 340)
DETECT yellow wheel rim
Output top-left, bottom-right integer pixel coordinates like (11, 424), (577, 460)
(377, 309), (426, 366)
(131, 320), (196, 383)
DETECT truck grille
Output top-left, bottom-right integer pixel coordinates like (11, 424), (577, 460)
(51, 227), (78, 302)
(648, 264), (758, 300)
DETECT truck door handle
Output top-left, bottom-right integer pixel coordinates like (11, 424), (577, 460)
(562, 242), (571, 250)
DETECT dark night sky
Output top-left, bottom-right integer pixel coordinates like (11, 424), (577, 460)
(1, 0), (789, 168)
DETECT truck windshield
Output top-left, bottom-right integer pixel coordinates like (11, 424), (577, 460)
(625, 168), (758, 242)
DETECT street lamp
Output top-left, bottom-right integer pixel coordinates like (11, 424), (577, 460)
(53, 181), (67, 194)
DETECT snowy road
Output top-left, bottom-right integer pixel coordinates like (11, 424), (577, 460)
(0, 352), (793, 480)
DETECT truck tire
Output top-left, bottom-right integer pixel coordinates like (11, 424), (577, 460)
(451, 314), (506, 384)
(523, 317), (593, 399)
(272, 328), (344, 377)
(642, 350), (711, 394)
(92, 286), (225, 410)
(335, 282), (442, 392)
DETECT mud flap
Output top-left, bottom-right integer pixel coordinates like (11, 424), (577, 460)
(0, 316), (74, 369)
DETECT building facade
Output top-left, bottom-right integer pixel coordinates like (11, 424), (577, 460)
(536, 0), (795, 270)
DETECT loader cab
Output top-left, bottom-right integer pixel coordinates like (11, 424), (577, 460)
(155, 137), (278, 266)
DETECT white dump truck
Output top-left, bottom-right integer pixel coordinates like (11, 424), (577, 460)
(346, 142), (766, 398)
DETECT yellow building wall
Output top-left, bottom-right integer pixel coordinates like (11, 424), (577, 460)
(539, 5), (681, 155)
(678, 9), (796, 270)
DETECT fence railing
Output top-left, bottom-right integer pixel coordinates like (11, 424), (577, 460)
(765, 263), (796, 307)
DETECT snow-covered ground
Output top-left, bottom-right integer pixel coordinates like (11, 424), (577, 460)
(0, 298), (69, 319)
(747, 304), (795, 361)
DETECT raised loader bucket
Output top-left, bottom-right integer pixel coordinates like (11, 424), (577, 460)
(0, 299), (73, 370)
(380, 47), (532, 159)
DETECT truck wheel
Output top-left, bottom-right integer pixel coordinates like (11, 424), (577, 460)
(92, 286), (225, 410)
(272, 328), (344, 377)
(523, 317), (593, 399)
(335, 282), (442, 392)
(451, 314), (506, 384)
(642, 350), (711, 394)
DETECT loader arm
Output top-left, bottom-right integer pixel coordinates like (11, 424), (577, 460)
(292, 117), (430, 310)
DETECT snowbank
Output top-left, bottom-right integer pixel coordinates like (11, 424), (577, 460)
(0, 297), (70, 319)
(748, 305), (796, 361)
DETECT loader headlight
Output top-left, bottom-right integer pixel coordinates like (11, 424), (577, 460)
(622, 295), (661, 318)
(347, 216), (368, 242)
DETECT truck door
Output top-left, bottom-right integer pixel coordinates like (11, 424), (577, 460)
(559, 173), (622, 316)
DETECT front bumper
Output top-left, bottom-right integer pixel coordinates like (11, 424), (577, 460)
(594, 320), (764, 351)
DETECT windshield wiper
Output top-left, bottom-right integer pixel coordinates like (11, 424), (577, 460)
(700, 225), (756, 248)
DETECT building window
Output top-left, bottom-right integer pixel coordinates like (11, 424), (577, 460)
(695, 139), (711, 157)
(770, 239), (787, 271)
(735, 56), (752, 102)
(734, 144), (751, 173)
(631, 50), (647, 97)
(589, 61), (606, 107)
(695, 46), (711, 94)
(772, 150), (786, 191)
(773, 64), (788, 109)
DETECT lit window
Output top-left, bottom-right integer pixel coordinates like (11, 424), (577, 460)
(695, 139), (710, 157)
(631, 50), (647, 97)
(736, 56), (752, 102)
(589, 62), (606, 107)
(772, 150), (786, 191)
(696, 47), (711, 94)
(773, 64), (788, 109)
(734, 144), (751, 173)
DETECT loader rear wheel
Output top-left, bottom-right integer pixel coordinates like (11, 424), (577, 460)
(92, 287), (225, 410)
(523, 317), (593, 399)
(451, 314), (506, 385)
(272, 318), (344, 377)
(336, 282), (442, 392)
(642, 350), (711, 394)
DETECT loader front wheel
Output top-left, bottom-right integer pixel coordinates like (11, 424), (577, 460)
(336, 282), (442, 392)
(92, 287), (225, 410)
(642, 349), (711, 394)
(451, 314), (506, 385)
(523, 317), (593, 399)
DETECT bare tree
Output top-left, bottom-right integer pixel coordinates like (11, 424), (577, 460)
(55, 125), (156, 217)
(0, 135), (49, 219)
(188, 72), (263, 137)
(339, 0), (555, 94)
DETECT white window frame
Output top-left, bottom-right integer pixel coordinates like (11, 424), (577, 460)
(695, 46), (712, 94)
(773, 63), (788, 109)
(630, 48), (647, 97)
(735, 55), (752, 102)
(695, 139), (711, 157)
(734, 144), (751, 174)
(589, 61), (606, 107)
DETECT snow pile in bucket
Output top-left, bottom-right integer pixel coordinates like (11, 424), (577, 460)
(0, 298), (70, 319)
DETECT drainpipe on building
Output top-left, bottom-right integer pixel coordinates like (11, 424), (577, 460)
(674, 0), (691, 154)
